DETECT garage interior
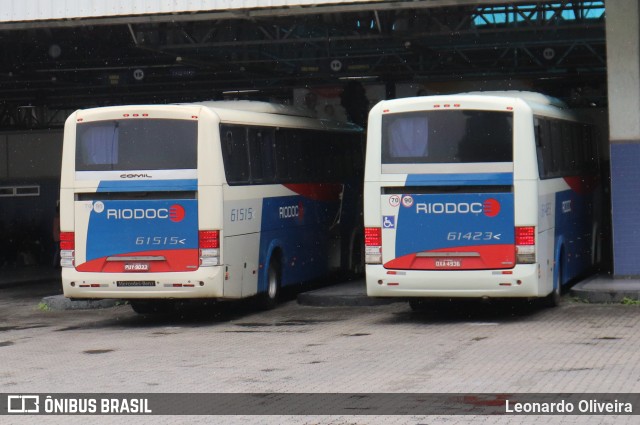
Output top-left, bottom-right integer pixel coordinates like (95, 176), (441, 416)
(0, 1), (608, 270)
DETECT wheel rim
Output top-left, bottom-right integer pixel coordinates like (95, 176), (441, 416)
(268, 266), (278, 300)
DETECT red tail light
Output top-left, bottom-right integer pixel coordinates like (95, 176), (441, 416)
(365, 227), (382, 265)
(365, 227), (382, 247)
(199, 230), (220, 267)
(59, 232), (75, 268)
(199, 230), (220, 249)
(515, 227), (535, 245)
(515, 226), (535, 264)
(60, 232), (75, 250)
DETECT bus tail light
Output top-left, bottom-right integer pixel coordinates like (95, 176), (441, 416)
(365, 227), (382, 264)
(60, 232), (75, 268)
(515, 226), (535, 264)
(199, 230), (220, 266)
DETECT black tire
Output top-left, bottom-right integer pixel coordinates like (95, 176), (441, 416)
(257, 257), (280, 310)
(544, 257), (563, 307)
(592, 232), (602, 270)
(409, 299), (429, 312)
(130, 301), (173, 315)
(349, 237), (364, 278)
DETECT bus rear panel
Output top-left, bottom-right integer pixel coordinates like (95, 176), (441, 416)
(365, 95), (552, 299)
(60, 102), (364, 303)
(60, 106), (225, 299)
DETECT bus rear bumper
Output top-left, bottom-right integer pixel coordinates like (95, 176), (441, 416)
(366, 264), (541, 298)
(61, 266), (225, 300)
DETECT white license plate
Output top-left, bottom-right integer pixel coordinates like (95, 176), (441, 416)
(434, 259), (462, 268)
(117, 281), (155, 287)
(124, 263), (149, 272)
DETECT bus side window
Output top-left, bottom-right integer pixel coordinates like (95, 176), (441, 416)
(560, 122), (574, 174)
(583, 124), (597, 173)
(220, 125), (250, 185)
(572, 123), (584, 174)
(549, 120), (563, 177)
(262, 129), (276, 183)
(301, 130), (320, 182)
(537, 118), (553, 179)
(328, 134), (345, 182)
(316, 130), (328, 182)
(248, 127), (276, 184)
(534, 118), (546, 178)
(275, 128), (291, 182)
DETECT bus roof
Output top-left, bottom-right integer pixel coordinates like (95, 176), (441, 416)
(372, 91), (572, 120)
(194, 100), (315, 118)
(461, 90), (568, 109)
(71, 100), (362, 132)
(195, 100), (362, 132)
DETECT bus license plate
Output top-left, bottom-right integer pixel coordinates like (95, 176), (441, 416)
(117, 281), (155, 287)
(435, 259), (462, 268)
(124, 263), (149, 272)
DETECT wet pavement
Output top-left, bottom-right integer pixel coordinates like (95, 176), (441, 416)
(1, 265), (640, 309)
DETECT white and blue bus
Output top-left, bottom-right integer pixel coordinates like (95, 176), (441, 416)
(59, 101), (363, 312)
(364, 92), (602, 307)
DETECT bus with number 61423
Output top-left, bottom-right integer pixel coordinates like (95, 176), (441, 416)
(364, 91), (602, 308)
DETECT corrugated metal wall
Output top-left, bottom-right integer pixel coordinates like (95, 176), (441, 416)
(0, 0), (369, 22)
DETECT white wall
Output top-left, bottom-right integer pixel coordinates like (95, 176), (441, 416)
(606, 0), (640, 141)
(0, 0), (373, 22)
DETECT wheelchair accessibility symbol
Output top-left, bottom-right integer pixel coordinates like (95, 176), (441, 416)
(382, 215), (396, 229)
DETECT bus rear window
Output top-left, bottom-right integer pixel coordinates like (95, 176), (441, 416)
(75, 119), (197, 171)
(381, 110), (513, 163)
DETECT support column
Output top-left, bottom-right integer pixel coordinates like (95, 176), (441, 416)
(607, 0), (640, 276)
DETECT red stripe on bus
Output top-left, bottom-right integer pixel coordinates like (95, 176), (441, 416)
(563, 175), (599, 195)
(383, 244), (515, 270)
(283, 183), (343, 201)
(75, 249), (199, 273)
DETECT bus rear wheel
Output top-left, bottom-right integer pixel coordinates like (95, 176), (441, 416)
(349, 236), (364, 278)
(257, 257), (280, 310)
(544, 257), (563, 307)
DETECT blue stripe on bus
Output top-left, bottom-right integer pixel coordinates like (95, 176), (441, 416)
(97, 179), (198, 192)
(554, 188), (593, 286)
(83, 199), (199, 264)
(406, 173), (513, 186)
(257, 194), (340, 293)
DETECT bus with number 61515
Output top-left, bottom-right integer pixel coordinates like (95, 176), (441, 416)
(59, 101), (364, 313)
